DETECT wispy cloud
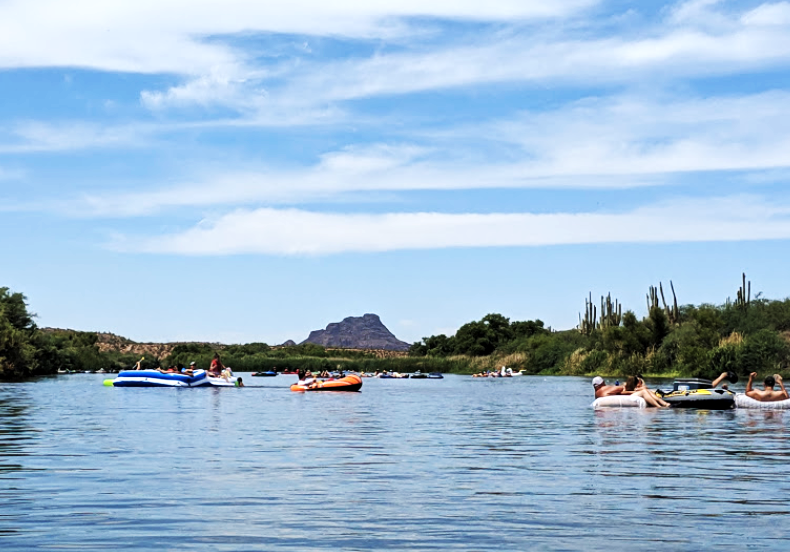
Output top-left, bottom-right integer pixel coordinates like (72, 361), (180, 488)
(42, 89), (790, 217)
(491, 91), (790, 176)
(109, 195), (790, 256)
(3, 2), (789, 133)
(0, 121), (158, 153)
(0, 1), (596, 75)
(133, 1), (790, 113)
(281, 5), (790, 104)
(6, 1), (784, 118)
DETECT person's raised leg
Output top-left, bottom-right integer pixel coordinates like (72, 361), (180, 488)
(635, 389), (669, 408)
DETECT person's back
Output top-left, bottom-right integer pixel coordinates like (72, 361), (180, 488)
(592, 376), (624, 398)
(746, 373), (789, 402)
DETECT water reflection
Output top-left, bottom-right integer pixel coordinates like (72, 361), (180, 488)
(0, 386), (34, 475)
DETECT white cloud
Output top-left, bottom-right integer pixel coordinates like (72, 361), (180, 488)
(667, 0), (728, 27)
(4, 1), (786, 115)
(492, 91), (790, 176)
(742, 2), (790, 26)
(0, 1), (595, 75)
(122, 1), (790, 113)
(0, 121), (156, 153)
(140, 72), (249, 110)
(56, 90), (790, 217)
(110, 195), (790, 256)
(279, 12), (790, 106)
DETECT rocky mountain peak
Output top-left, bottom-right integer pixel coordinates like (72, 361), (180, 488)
(301, 313), (410, 351)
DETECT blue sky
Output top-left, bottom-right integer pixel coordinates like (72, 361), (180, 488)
(2, 0), (790, 345)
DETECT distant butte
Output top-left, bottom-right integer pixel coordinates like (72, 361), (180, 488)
(301, 313), (410, 351)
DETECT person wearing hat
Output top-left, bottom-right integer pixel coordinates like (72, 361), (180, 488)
(181, 361), (197, 376)
(593, 376), (670, 407)
(592, 376), (623, 398)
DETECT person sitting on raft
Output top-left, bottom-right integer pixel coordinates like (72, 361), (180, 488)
(208, 353), (225, 377)
(296, 369), (314, 386)
(592, 376), (670, 408)
(746, 372), (788, 402)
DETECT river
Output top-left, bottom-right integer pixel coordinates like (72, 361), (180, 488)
(2, 374), (789, 551)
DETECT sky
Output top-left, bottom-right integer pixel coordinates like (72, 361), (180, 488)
(2, 0), (790, 346)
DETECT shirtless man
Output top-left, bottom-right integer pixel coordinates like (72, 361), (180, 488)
(592, 376), (623, 397)
(592, 376), (670, 408)
(746, 373), (789, 402)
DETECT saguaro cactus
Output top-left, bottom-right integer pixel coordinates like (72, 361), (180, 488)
(736, 272), (751, 311)
(647, 281), (680, 325)
(647, 286), (660, 312)
(579, 292), (597, 335)
(580, 292), (622, 333)
(600, 292), (622, 329)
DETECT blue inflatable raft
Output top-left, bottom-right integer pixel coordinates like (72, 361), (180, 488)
(112, 369), (210, 387)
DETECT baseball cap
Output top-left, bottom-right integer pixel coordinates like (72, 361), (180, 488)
(190, 361), (196, 366)
(592, 376), (604, 387)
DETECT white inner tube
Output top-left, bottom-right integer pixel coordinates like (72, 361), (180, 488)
(592, 395), (647, 409)
(735, 393), (790, 410)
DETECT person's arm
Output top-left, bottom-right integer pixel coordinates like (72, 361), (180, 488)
(711, 371), (728, 388)
(776, 375), (788, 400)
(746, 372), (759, 399)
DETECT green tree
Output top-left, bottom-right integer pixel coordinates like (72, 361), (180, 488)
(0, 287), (39, 378)
(511, 319), (547, 339)
(646, 307), (670, 350)
(657, 321), (719, 376)
(422, 334), (454, 357)
(482, 313), (514, 344)
(708, 344), (741, 377)
(520, 332), (581, 374)
(452, 313), (516, 356)
(453, 320), (495, 356)
(738, 329), (789, 373)
(762, 299), (790, 332)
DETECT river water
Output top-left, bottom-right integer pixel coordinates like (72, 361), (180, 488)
(2, 374), (790, 551)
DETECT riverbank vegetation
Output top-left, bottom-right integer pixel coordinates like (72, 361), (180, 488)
(3, 275), (790, 380)
(410, 275), (790, 380)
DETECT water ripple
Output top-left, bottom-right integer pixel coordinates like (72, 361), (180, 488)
(2, 375), (790, 550)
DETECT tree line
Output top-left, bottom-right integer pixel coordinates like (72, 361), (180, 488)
(4, 275), (790, 380)
(0, 287), (459, 379)
(409, 276), (790, 379)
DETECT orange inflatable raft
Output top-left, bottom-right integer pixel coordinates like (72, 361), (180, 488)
(290, 374), (363, 392)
